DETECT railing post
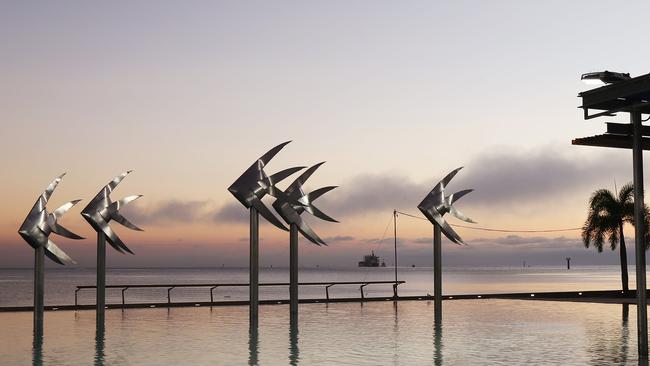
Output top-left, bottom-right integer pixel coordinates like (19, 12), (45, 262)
(393, 283), (399, 299)
(121, 287), (128, 306)
(210, 286), (218, 303)
(326, 284), (334, 302)
(360, 284), (368, 301)
(75, 288), (80, 307)
(167, 287), (175, 306)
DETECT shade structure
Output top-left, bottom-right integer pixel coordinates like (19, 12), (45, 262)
(576, 71), (650, 358)
(572, 134), (650, 150)
(579, 73), (650, 119)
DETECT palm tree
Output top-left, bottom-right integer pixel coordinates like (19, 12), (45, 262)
(582, 183), (649, 293)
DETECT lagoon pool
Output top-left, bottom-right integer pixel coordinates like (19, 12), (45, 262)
(0, 299), (638, 365)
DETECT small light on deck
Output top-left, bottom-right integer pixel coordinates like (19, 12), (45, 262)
(530, 294), (535, 297)
(149, 305), (156, 308)
(52, 307), (59, 311)
(578, 292), (583, 296)
(477, 295), (482, 298)
(194, 304), (200, 307)
(448, 296), (453, 299)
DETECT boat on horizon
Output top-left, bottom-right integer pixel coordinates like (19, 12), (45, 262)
(358, 250), (386, 267)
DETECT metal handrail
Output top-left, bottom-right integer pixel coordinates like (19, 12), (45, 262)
(74, 280), (405, 306)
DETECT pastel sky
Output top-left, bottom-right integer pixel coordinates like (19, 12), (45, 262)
(2, 0), (650, 268)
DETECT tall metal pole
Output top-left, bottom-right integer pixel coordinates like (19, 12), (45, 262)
(632, 110), (648, 358)
(290, 223), (299, 318)
(250, 207), (259, 326)
(96, 232), (106, 323)
(433, 224), (442, 323)
(33, 246), (44, 333)
(394, 209), (398, 284)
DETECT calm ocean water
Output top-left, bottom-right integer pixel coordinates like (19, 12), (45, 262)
(0, 265), (642, 365)
(0, 265), (632, 307)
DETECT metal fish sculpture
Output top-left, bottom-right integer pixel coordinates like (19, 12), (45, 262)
(228, 141), (306, 231)
(417, 167), (475, 245)
(272, 162), (338, 245)
(18, 173), (83, 264)
(81, 171), (143, 254)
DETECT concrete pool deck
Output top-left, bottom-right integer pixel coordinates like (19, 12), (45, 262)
(0, 289), (644, 312)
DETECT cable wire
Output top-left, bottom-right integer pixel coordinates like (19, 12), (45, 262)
(361, 214), (393, 282)
(395, 210), (581, 233)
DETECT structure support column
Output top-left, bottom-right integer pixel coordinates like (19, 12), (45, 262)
(96, 232), (106, 323)
(289, 223), (299, 319)
(250, 207), (259, 326)
(632, 110), (648, 358)
(34, 246), (44, 334)
(433, 224), (442, 324)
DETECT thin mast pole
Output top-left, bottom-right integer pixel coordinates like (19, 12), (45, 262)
(394, 209), (398, 283)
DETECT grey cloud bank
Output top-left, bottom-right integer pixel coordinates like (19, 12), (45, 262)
(121, 146), (631, 229)
(319, 146), (630, 219)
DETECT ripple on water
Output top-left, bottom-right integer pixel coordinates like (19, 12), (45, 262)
(0, 299), (639, 365)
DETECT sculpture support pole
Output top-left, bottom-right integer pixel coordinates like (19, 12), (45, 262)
(632, 110), (648, 358)
(250, 207), (259, 326)
(290, 223), (299, 318)
(433, 224), (442, 324)
(34, 246), (44, 333)
(96, 232), (106, 323)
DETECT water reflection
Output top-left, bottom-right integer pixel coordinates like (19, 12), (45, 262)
(248, 325), (259, 366)
(433, 323), (443, 366)
(587, 303), (630, 365)
(289, 317), (299, 365)
(392, 302), (399, 365)
(32, 327), (43, 366)
(6, 300), (647, 365)
(95, 322), (105, 366)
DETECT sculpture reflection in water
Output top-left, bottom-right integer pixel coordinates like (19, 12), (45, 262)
(248, 325), (259, 366)
(433, 323), (443, 366)
(95, 322), (105, 366)
(18, 173), (84, 333)
(32, 329), (43, 366)
(272, 161), (338, 319)
(228, 141), (306, 326)
(81, 171), (143, 323)
(418, 167), (475, 323)
(289, 317), (300, 366)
